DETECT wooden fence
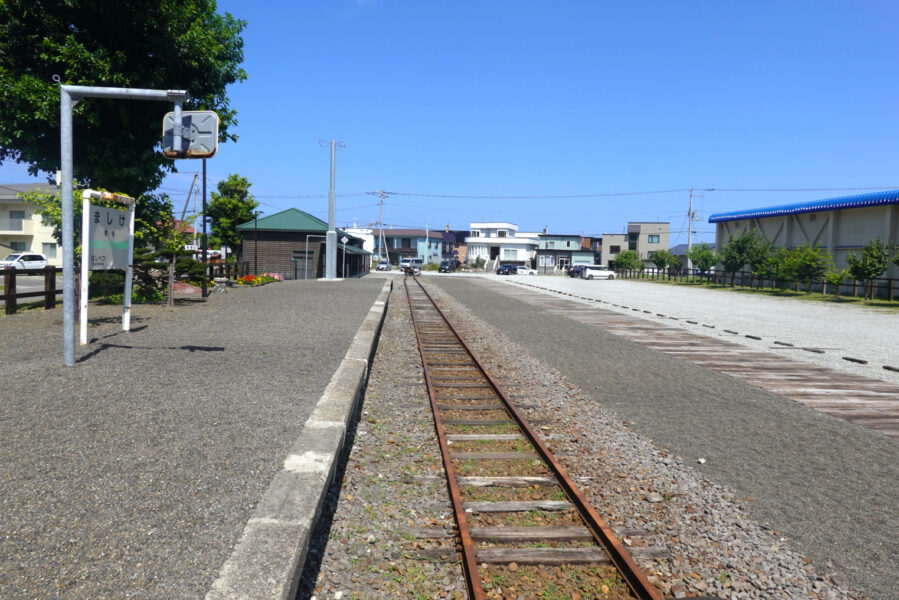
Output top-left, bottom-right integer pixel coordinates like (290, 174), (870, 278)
(615, 267), (898, 301)
(1, 266), (61, 315)
(1, 262), (250, 315)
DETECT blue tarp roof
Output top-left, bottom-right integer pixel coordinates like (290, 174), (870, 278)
(708, 189), (899, 223)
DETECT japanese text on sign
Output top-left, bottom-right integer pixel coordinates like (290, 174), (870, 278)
(88, 204), (130, 270)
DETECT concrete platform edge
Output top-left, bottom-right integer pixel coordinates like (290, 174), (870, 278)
(205, 279), (393, 600)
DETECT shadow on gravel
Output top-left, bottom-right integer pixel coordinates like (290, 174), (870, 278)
(77, 342), (225, 363)
(293, 401), (360, 600)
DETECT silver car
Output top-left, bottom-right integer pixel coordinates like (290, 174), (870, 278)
(581, 265), (615, 280)
(0, 252), (49, 270)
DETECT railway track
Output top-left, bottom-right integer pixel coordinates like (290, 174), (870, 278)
(404, 275), (713, 600)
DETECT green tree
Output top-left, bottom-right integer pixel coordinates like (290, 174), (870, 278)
(0, 1), (247, 196)
(746, 235), (774, 289)
(719, 230), (764, 285)
(648, 248), (676, 272)
(614, 250), (642, 272)
(824, 268), (850, 297)
(208, 174), (258, 260)
(791, 243), (832, 293)
(763, 247), (796, 290)
(847, 239), (893, 300)
(687, 243), (717, 276)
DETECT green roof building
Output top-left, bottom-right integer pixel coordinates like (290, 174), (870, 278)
(236, 208), (369, 279)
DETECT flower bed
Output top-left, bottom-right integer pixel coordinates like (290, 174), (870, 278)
(236, 273), (284, 286)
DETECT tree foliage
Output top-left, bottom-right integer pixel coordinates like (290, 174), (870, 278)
(208, 174), (258, 259)
(847, 239), (894, 300)
(0, 0), (247, 196)
(648, 248), (676, 271)
(720, 230), (766, 276)
(687, 243), (717, 274)
(790, 243), (832, 293)
(614, 250), (642, 271)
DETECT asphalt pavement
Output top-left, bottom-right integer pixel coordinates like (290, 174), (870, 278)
(0, 277), (385, 599)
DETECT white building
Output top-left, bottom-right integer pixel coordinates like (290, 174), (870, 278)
(465, 222), (539, 268)
(0, 183), (60, 265)
(344, 227), (375, 262)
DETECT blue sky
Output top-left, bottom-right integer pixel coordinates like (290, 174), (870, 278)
(3, 1), (898, 246)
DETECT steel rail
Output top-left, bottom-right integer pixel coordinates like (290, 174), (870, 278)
(404, 276), (486, 600)
(407, 275), (665, 600)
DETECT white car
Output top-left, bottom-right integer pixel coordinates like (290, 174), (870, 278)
(0, 252), (49, 270)
(581, 265), (615, 280)
(515, 266), (537, 275)
(376, 260), (391, 271)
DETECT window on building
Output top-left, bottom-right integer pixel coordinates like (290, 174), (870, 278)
(566, 241), (571, 247)
(648, 234), (660, 244)
(401, 238), (411, 249)
(10, 241), (26, 251)
(609, 245), (621, 253)
(8, 210), (25, 231)
(539, 255), (555, 267)
(503, 248), (516, 260)
(471, 230), (480, 237)
(42, 243), (57, 258)
(498, 230), (507, 238)
(547, 241), (555, 249)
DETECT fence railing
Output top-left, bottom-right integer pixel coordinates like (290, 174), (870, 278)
(206, 261), (249, 280)
(615, 267), (898, 301)
(1, 266), (61, 315)
(1, 262), (251, 315)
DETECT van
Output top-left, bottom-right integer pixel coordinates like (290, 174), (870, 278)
(400, 257), (423, 274)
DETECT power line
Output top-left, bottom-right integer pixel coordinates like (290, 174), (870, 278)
(388, 188), (687, 199)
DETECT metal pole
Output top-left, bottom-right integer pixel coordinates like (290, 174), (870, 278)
(122, 202), (135, 331)
(326, 141), (337, 279)
(202, 159), (208, 296)
(254, 212), (259, 275)
(57, 84), (189, 365)
(79, 191), (89, 346)
(60, 87), (75, 365)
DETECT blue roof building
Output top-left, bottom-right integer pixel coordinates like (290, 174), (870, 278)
(709, 190), (899, 276)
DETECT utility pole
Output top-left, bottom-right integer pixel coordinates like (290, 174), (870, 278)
(369, 190), (394, 264)
(320, 139), (345, 279)
(687, 188), (695, 270)
(686, 188), (715, 270)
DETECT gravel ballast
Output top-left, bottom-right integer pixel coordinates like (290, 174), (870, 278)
(0, 278), (384, 599)
(428, 275), (897, 600)
(300, 277), (891, 599)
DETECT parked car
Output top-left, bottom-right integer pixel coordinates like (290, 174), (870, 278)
(496, 264), (517, 275)
(376, 260), (391, 271)
(581, 265), (615, 280)
(400, 257), (423, 274)
(516, 265), (537, 275)
(0, 252), (48, 270)
(567, 265), (586, 278)
(438, 260), (456, 273)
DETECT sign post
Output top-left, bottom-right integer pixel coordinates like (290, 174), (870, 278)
(79, 190), (135, 345)
(58, 83), (189, 366)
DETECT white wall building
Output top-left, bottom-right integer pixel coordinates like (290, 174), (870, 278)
(0, 183), (61, 265)
(344, 227), (375, 262)
(465, 222), (539, 266)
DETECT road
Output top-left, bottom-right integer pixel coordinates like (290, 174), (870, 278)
(0, 274), (62, 310)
